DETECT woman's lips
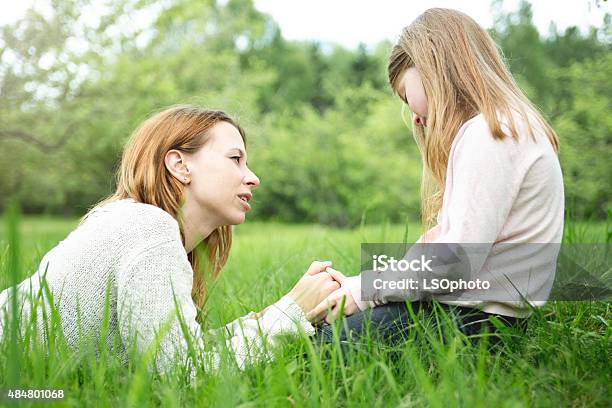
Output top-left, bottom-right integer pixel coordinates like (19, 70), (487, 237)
(237, 194), (251, 210)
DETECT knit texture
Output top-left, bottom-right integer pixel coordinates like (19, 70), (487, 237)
(0, 199), (315, 375)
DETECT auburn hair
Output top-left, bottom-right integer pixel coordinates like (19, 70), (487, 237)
(84, 105), (245, 312)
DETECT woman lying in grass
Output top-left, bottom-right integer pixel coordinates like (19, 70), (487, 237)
(312, 8), (564, 344)
(0, 106), (340, 375)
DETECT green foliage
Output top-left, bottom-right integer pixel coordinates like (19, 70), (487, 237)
(552, 53), (612, 218)
(248, 92), (421, 226)
(490, 1), (611, 219)
(0, 0), (610, 223)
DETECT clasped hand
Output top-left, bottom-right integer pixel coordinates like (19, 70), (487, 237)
(287, 261), (359, 324)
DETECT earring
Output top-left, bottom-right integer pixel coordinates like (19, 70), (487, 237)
(183, 176), (189, 183)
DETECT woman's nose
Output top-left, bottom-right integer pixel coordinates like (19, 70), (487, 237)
(245, 167), (260, 187)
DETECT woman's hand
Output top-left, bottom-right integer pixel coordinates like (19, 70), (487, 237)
(286, 261), (341, 318)
(306, 268), (359, 323)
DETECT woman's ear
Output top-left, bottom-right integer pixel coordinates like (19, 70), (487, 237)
(165, 149), (191, 184)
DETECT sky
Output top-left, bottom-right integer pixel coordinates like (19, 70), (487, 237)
(1, 0), (610, 49)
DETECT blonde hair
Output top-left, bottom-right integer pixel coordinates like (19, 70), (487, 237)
(84, 105), (245, 311)
(388, 8), (560, 231)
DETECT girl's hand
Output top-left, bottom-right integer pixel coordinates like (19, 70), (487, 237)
(306, 268), (359, 323)
(286, 261), (340, 317)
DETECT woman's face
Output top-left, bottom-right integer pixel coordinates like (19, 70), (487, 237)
(398, 67), (428, 126)
(184, 121), (260, 226)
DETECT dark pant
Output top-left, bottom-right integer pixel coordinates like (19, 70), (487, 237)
(314, 301), (527, 348)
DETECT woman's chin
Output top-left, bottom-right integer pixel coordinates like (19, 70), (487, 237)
(226, 211), (247, 225)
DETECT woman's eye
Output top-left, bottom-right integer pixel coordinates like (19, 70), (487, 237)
(231, 156), (241, 164)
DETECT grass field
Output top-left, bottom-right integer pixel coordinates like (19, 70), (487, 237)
(0, 213), (610, 407)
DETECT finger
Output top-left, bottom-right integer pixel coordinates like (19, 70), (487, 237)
(325, 267), (346, 284)
(307, 260), (332, 276)
(314, 272), (334, 283)
(306, 307), (327, 322)
(326, 281), (340, 292)
(319, 280), (340, 294)
(320, 282), (340, 300)
(306, 296), (337, 321)
(325, 305), (341, 324)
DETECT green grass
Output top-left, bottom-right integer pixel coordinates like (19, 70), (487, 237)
(0, 211), (610, 407)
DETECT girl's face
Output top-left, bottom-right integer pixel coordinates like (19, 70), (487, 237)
(184, 121), (260, 226)
(398, 67), (428, 126)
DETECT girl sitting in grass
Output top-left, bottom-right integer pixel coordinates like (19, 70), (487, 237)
(0, 106), (339, 376)
(312, 8), (564, 345)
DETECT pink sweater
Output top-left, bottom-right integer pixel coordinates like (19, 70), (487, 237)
(346, 112), (565, 317)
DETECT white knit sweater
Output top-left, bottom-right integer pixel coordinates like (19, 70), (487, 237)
(0, 199), (315, 374)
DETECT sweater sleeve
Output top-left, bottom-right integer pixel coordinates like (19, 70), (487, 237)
(117, 240), (315, 378)
(346, 123), (523, 308)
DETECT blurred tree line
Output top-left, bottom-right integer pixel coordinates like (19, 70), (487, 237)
(0, 0), (610, 226)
